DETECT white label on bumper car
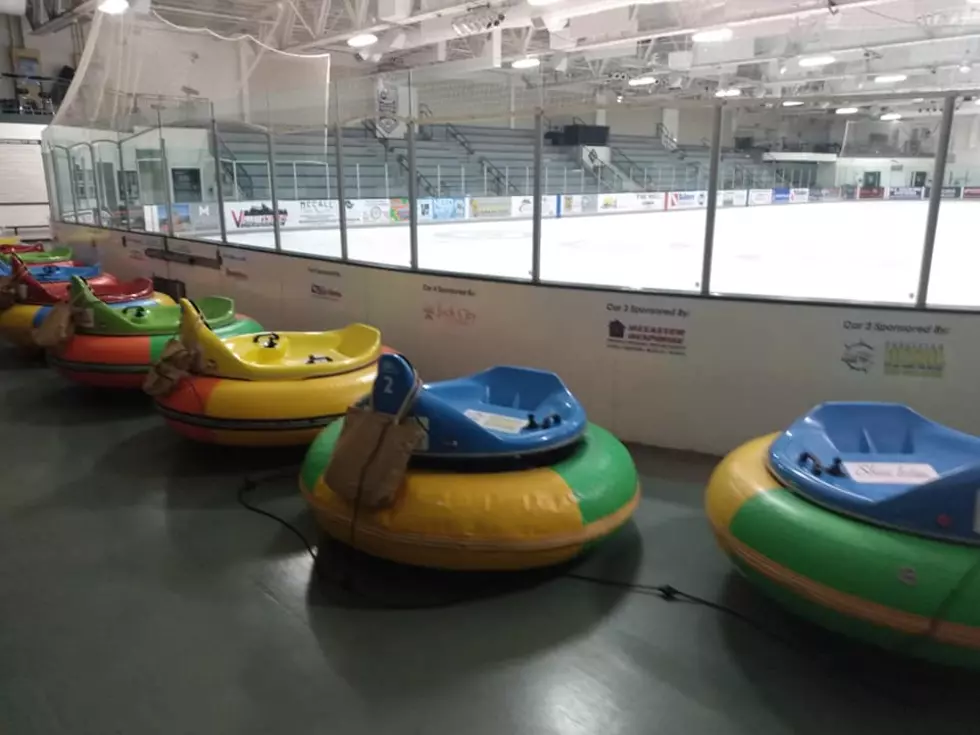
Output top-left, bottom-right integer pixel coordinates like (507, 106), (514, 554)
(842, 462), (939, 484)
(464, 409), (526, 435)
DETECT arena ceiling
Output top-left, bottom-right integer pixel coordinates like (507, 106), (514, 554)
(25, 0), (980, 114)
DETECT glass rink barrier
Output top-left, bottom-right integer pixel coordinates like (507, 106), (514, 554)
(41, 9), (980, 309)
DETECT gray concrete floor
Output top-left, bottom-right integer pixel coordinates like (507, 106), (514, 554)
(0, 345), (977, 735)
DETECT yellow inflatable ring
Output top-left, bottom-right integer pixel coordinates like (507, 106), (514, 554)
(300, 421), (640, 570)
(0, 293), (174, 349)
(154, 362), (380, 446)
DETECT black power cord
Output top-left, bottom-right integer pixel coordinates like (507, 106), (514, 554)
(235, 469), (795, 638)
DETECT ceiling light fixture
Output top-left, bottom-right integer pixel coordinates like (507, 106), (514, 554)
(98, 0), (129, 13)
(912, 97), (925, 102)
(836, 106), (859, 115)
(799, 55), (836, 68)
(782, 100), (804, 107)
(628, 76), (657, 87)
(880, 112), (902, 121)
(779, 65), (787, 75)
(715, 88), (742, 98)
(961, 64), (973, 73)
(511, 57), (541, 69)
(347, 33), (379, 48)
(527, 0), (562, 6)
(874, 73), (908, 84)
(692, 28), (733, 44)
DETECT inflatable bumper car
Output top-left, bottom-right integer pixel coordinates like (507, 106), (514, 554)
(0, 258), (171, 349)
(148, 298), (383, 446)
(47, 277), (263, 388)
(707, 402), (980, 668)
(300, 353), (639, 570)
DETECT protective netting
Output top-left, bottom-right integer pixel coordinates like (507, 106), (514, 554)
(44, 9), (332, 229)
(840, 114), (943, 159)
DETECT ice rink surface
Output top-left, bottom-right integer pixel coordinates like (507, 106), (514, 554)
(214, 200), (979, 307)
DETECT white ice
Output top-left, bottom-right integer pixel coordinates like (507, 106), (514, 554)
(209, 200), (979, 306)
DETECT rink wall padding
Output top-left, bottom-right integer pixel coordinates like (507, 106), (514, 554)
(56, 222), (978, 456)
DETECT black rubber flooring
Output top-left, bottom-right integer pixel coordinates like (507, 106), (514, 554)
(0, 346), (976, 734)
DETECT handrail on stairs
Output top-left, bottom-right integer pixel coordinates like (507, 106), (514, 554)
(395, 153), (440, 197)
(480, 157), (520, 195)
(211, 131), (253, 199)
(361, 119), (391, 155)
(445, 122), (475, 156)
(654, 122), (679, 153)
(609, 146), (648, 188)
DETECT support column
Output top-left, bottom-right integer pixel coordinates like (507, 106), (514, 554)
(917, 94), (956, 308)
(210, 106), (228, 244)
(65, 148), (80, 224)
(532, 109), (543, 282)
(408, 72), (419, 269)
(700, 104), (723, 295)
(266, 131), (282, 251)
(333, 86), (349, 261)
(116, 140), (129, 230)
(159, 138), (176, 238)
(86, 143), (103, 228)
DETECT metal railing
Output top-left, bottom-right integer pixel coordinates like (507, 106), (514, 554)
(445, 122), (475, 156)
(396, 153), (439, 197)
(610, 147), (649, 190)
(213, 135), (253, 199)
(655, 122), (679, 153)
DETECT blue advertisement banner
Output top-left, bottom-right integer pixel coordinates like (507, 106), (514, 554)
(772, 187), (791, 203)
(432, 197), (466, 220)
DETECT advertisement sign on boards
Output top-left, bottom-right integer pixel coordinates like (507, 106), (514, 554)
(772, 187), (791, 203)
(789, 188), (809, 203)
(390, 198), (411, 222)
(963, 187), (980, 200)
(603, 192), (666, 212)
(346, 198), (390, 225)
(749, 189), (773, 206)
(511, 196), (557, 218)
(666, 191), (708, 210)
(432, 198), (466, 220)
(297, 200), (340, 226)
(560, 194), (598, 216)
(857, 187), (884, 200)
(719, 190), (748, 207)
(887, 187), (924, 200)
(807, 187), (841, 202)
(468, 196), (512, 219)
(924, 186), (962, 200)
(224, 201), (289, 230)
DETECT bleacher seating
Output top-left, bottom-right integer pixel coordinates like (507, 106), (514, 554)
(215, 123), (818, 202)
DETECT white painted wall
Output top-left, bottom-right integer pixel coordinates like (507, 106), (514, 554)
(20, 20), (75, 79)
(0, 120), (49, 230)
(604, 106), (663, 137)
(834, 157), (934, 187)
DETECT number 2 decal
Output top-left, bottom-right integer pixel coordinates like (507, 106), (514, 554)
(382, 375), (394, 394)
